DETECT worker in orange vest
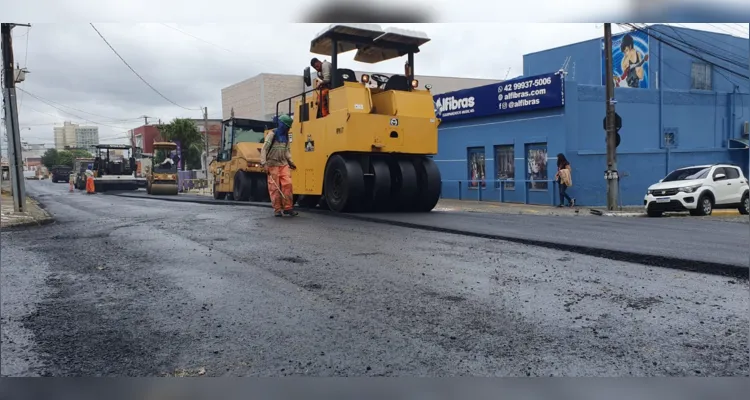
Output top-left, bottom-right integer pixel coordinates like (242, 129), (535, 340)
(85, 169), (96, 194)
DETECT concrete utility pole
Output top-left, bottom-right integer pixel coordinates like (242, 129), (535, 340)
(603, 23), (619, 210)
(202, 106), (209, 180)
(2, 23), (30, 212)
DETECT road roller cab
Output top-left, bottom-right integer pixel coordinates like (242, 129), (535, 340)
(278, 23), (442, 213)
(209, 113), (274, 201)
(146, 142), (179, 195)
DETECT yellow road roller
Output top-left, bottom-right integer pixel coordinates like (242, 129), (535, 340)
(146, 142), (179, 196)
(209, 113), (274, 201)
(279, 23), (441, 213)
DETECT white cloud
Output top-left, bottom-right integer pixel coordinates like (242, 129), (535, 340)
(5, 20), (745, 149)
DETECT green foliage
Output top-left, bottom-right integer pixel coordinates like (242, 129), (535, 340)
(41, 148), (93, 169)
(157, 118), (204, 171)
(41, 148), (59, 170)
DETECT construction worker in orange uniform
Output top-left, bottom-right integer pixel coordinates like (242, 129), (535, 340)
(311, 57), (332, 117)
(85, 169), (96, 194)
(260, 114), (298, 217)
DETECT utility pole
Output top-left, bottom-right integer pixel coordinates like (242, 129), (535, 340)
(2, 23), (30, 212)
(603, 23), (619, 210)
(202, 106), (209, 180)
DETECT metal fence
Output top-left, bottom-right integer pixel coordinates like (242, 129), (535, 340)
(179, 178), (211, 195)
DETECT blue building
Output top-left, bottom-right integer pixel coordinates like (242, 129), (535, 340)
(434, 25), (750, 206)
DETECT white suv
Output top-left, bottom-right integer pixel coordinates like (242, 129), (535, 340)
(644, 164), (749, 217)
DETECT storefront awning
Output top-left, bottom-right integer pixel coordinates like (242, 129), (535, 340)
(729, 137), (748, 149)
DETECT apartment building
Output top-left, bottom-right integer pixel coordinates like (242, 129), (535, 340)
(53, 121), (99, 152)
(221, 72), (502, 120)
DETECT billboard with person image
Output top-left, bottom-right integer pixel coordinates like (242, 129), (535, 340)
(601, 29), (650, 89)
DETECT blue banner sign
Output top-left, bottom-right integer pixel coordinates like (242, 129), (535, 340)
(433, 72), (565, 122)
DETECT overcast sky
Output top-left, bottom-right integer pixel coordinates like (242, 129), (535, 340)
(3, 22), (748, 149)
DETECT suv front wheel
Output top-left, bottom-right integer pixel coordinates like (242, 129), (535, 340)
(693, 194), (713, 216)
(739, 192), (749, 215)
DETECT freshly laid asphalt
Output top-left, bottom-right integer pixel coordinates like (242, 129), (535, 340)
(113, 189), (750, 278)
(1, 180), (747, 377)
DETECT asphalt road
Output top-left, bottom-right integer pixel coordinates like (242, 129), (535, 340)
(1, 180), (748, 377)
(115, 189), (750, 275)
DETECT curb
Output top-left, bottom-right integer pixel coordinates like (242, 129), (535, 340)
(1, 217), (56, 230)
(0, 193), (56, 230)
(110, 191), (748, 280)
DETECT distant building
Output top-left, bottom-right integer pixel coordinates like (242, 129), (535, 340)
(20, 142), (46, 171)
(54, 121), (99, 152)
(222, 72), (502, 121)
(130, 119), (222, 156)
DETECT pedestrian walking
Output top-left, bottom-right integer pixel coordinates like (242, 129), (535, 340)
(260, 114), (298, 217)
(555, 153), (575, 207)
(69, 172), (75, 192)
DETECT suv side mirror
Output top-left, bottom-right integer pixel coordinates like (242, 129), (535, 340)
(714, 173), (726, 181)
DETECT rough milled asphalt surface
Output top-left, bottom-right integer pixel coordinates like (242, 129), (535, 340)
(2, 180), (748, 377)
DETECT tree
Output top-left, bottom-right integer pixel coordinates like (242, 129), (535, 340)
(41, 148), (59, 170)
(68, 149), (93, 160)
(41, 148), (93, 169)
(56, 151), (75, 168)
(157, 118), (203, 171)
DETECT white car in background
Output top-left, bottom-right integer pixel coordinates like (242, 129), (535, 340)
(644, 164), (750, 217)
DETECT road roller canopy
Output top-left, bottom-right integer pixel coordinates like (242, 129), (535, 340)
(310, 23), (430, 64)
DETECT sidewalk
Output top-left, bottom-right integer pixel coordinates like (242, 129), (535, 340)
(183, 187), (744, 218)
(435, 199), (597, 217)
(0, 189), (54, 229)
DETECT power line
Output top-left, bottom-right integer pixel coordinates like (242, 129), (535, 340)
(646, 24), (748, 71)
(707, 23), (749, 38)
(18, 89), (143, 122)
(17, 87), (137, 129)
(159, 24), (233, 53)
(668, 24), (748, 64)
(641, 24), (748, 70)
(620, 23), (749, 81)
(89, 23), (201, 111)
(653, 24), (748, 88)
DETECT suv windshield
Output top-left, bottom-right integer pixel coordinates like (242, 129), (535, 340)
(662, 167), (710, 182)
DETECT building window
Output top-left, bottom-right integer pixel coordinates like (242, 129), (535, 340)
(691, 62), (712, 91)
(467, 147), (486, 189)
(526, 143), (548, 190)
(494, 145), (515, 190)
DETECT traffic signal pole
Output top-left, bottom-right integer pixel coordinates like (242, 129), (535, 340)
(604, 23), (619, 210)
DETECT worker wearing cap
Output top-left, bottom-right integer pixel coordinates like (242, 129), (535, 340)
(311, 57), (332, 117)
(260, 114), (298, 217)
